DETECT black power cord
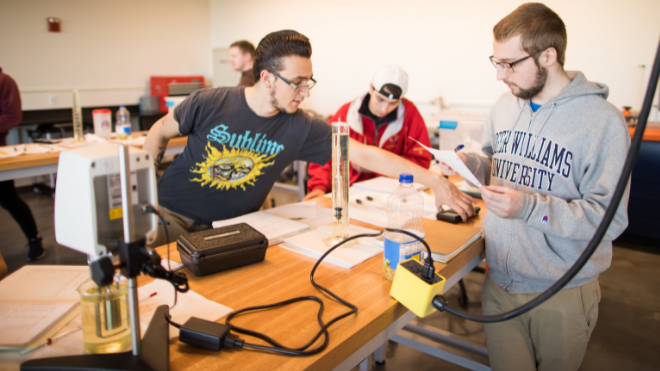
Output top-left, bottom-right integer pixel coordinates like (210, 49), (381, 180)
(431, 37), (660, 323)
(221, 228), (436, 356)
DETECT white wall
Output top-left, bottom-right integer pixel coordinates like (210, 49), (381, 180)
(0, 0), (211, 110)
(210, 0), (660, 116)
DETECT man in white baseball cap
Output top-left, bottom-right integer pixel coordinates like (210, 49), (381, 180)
(304, 65), (433, 200)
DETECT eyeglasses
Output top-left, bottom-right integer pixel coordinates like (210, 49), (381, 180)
(269, 70), (317, 93)
(489, 51), (542, 73)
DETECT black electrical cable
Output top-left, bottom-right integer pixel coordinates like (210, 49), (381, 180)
(141, 204), (189, 314)
(431, 37), (660, 323)
(223, 227), (436, 356)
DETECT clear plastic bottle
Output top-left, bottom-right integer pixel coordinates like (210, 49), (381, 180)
(115, 106), (131, 140)
(383, 173), (425, 281)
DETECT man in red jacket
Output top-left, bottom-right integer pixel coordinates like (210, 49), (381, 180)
(304, 65), (432, 200)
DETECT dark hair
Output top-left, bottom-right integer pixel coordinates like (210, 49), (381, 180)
(493, 3), (567, 66)
(253, 30), (312, 82)
(230, 40), (255, 58)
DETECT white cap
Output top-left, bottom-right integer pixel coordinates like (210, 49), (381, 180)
(372, 65), (408, 99)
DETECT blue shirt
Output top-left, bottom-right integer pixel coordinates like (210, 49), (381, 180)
(530, 101), (542, 112)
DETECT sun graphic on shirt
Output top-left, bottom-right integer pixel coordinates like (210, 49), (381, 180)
(190, 142), (277, 191)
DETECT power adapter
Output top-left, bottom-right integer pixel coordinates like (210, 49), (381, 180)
(390, 259), (446, 317)
(179, 317), (243, 351)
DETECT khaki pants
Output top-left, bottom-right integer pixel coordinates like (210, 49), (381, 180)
(148, 206), (211, 248)
(482, 275), (600, 371)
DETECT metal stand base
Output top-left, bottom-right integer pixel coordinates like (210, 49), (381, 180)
(20, 305), (170, 371)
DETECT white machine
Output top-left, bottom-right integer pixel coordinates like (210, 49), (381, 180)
(54, 144), (159, 260)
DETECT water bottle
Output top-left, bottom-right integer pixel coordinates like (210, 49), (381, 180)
(383, 174), (425, 281)
(115, 106), (131, 140)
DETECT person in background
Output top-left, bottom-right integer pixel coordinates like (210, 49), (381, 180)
(229, 40), (256, 87)
(440, 3), (629, 370)
(304, 65), (432, 200)
(143, 30), (474, 246)
(0, 67), (45, 262)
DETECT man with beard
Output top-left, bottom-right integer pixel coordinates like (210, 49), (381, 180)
(144, 30), (474, 245)
(440, 3), (629, 370)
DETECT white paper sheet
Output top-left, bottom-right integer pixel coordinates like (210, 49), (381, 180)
(265, 203), (334, 230)
(137, 279), (232, 339)
(264, 202), (318, 219)
(282, 224), (381, 269)
(410, 138), (483, 187)
(0, 266), (88, 348)
(352, 176), (427, 193)
(212, 211), (311, 246)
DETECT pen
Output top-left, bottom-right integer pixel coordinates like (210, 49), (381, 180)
(21, 325), (83, 354)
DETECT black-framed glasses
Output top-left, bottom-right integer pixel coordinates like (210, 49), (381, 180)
(269, 70), (317, 93)
(489, 51), (542, 73)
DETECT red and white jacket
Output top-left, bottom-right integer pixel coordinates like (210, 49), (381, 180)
(307, 93), (432, 193)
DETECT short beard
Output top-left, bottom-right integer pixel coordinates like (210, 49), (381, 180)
(269, 84), (286, 113)
(512, 64), (548, 100)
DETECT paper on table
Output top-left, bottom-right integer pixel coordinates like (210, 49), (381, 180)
(137, 279), (232, 339)
(410, 138), (483, 187)
(352, 176), (427, 193)
(282, 224), (381, 269)
(0, 145), (25, 158)
(0, 266), (89, 349)
(264, 202), (317, 219)
(212, 211), (311, 246)
(265, 202), (334, 229)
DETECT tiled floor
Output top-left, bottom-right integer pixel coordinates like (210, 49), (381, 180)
(2, 187), (659, 370)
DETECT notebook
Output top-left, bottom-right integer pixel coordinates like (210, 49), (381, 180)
(421, 218), (483, 263)
(0, 266), (89, 349)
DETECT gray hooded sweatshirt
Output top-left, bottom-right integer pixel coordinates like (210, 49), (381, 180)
(464, 71), (630, 294)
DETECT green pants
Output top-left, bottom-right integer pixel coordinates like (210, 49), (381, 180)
(482, 274), (600, 371)
(148, 206), (211, 248)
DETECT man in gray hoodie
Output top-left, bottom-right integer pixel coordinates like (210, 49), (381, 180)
(441, 3), (630, 370)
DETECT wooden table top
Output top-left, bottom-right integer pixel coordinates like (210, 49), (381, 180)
(151, 190), (486, 371)
(0, 133), (188, 172)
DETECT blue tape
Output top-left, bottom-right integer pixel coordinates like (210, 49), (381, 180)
(438, 121), (458, 129)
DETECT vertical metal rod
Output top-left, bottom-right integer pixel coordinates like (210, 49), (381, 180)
(118, 143), (141, 356)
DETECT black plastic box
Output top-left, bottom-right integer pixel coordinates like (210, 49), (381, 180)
(177, 223), (268, 276)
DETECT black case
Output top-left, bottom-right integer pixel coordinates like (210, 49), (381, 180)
(176, 223), (268, 277)
(436, 206), (481, 223)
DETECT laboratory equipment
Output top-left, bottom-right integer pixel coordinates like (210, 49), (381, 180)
(72, 88), (84, 142)
(323, 121), (357, 247)
(22, 143), (171, 371)
(78, 277), (131, 354)
(383, 174), (425, 281)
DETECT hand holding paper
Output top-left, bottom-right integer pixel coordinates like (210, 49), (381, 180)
(410, 138), (483, 188)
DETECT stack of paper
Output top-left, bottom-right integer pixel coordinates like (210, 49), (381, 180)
(212, 211), (311, 246)
(345, 188), (442, 228)
(0, 266), (89, 350)
(282, 225), (382, 269)
(421, 219), (483, 263)
(351, 176), (427, 193)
